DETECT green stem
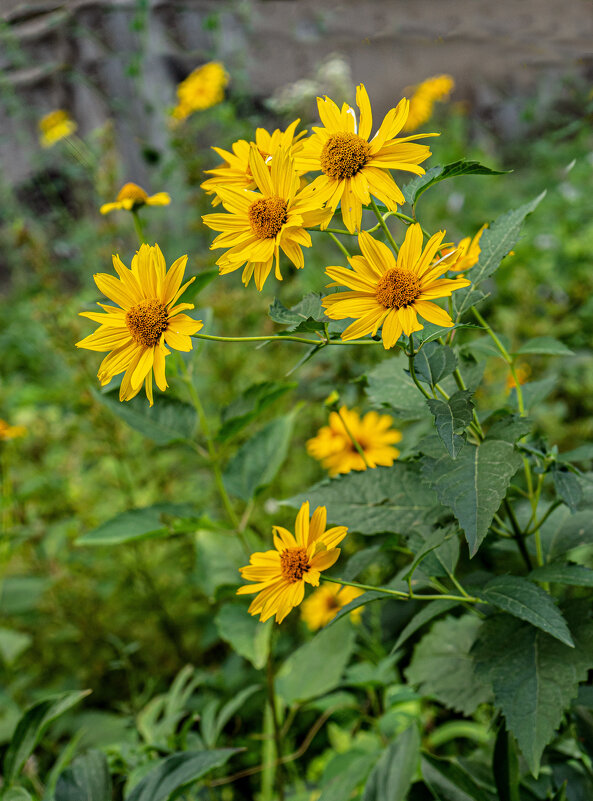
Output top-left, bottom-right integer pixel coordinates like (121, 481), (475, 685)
(322, 575), (480, 604)
(266, 642), (285, 801)
(336, 408), (371, 469)
(131, 210), (146, 245)
(328, 231), (351, 259)
(504, 498), (532, 571)
(370, 197), (399, 252)
(192, 332), (380, 347)
(407, 335), (432, 400)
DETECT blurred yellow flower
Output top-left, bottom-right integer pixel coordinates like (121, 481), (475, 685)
(443, 224), (487, 273)
(237, 502), (348, 624)
(322, 227), (470, 349)
(38, 110), (77, 148)
(506, 362), (531, 392)
(295, 83), (435, 233)
(301, 584), (364, 630)
(172, 62), (228, 120)
(201, 119), (307, 205)
(307, 406), (401, 476)
(403, 74), (455, 133)
(76, 244), (202, 406)
(202, 145), (331, 290)
(0, 420), (27, 441)
(100, 183), (171, 215)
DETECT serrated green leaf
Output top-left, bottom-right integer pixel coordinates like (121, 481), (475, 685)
(405, 615), (492, 715)
(477, 575), (573, 646)
(422, 440), (522, 556)
(125, 749), (240, 801)
(516, 336), (574, 356)
(223, 412), (296, 501)
(3, 690), (91, 785)
(453, 193), (545, 320)
(92, 390), (196, 445)
(55, 750), (112, 801)
(421, 754), (496, 801)
(269, 293), (328, 330)
(472, 605), (593, 775)
(362, 725), (421, 801)
(365, 358), (430, 420)
(414, 342), (457, 386)
(392, 599), (460, 653)
(552, 465), (582, 513)
(485, 415), (532, 443)
(286, 462), (444, 535)
(276, 617), (356, 703)
(427, 390), (474, 459)
(218, 381), (296, 442)
(542, 507), (593, 561)
(215, 604), (272, 670)
(76, 504), (194, 546)
(529, 564), (593, 587)
(403, 159), (508, 205)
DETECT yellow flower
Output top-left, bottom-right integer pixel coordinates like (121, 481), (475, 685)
(443, 224), (487, 273)
(295, 83), (435, 233)
(301, 584), (364, 631)
(172, 62), (228, 120)
(0, 420), (27, 441)
(100, 183), (171, 215)
(322, 226), (471, 349)
(76, 244), (203, 406)
(307, 406), (401, 476)
(506, 362), (531, 392)
(403, 75), (455, 133)
(38, 110), (77, 148)
(237, 502), (348, 624)
(201, 119), (307, 205)
(202, 145), (331, 290)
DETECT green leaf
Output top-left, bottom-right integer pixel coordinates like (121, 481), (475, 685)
(276, 617), (356, 704)
(485, 414), (532, 443)
(0, 576), (52, 615)
(403, 159), (508, 206)
(319, 752), (378, 801)
(392, 599), (460, 653)
(472, 605), (593, 775)
(421, 754), (496, 801)
(223, 412), (296, 501)
(492, 726), (520, 801)
(3, 690), (91, 785)
(427, 390), (474, 459)
(510, 375), (556, 412)
(453, 192), (545, 320)
(269, 293), (331, 332)
(542, 508), (593, 561)
(365, 358), (430, 420)
(92, 390), (196, 445)
(203, 686), (260, 748)
(529, 564), (593, 587)
(194, 529), (245, 598)
(55, 750), (112, 801)
(362, 725), (421, 801)
(218, 381), (296, 442)
(405, 615), (492, 715)
(552, 465), (583, 513)
(76, 504), (194, 546)
(2, 790), (33, 801)
(215, 604), (272, 670)
(516, 336), (574, 356)
(414, 342), (457, 386)
(125, 749), (240, 801)
(0, 628), (32, 666)
(422, 440), (522, 556)
(404, 524), (459, 579)
(286, 462), (444, 535)
(477, 575), (573, 646)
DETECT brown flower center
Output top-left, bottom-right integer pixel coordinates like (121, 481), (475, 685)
(248, 195), (288, 239)
(280, 547), (310, 582)
(320, 132), (371, 180)
(375, 268), (421, 309)
(125, 298), (169, 347)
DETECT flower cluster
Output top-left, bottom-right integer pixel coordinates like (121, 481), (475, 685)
(403, 74), (455, 133)
(172, 62), (228, 120)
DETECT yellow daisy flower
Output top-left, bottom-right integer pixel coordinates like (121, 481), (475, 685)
(403, 74), (455, 133)
(201, 119), (307, 205)
(0, 420), (27, 441)
(172, 62), (228, 120)
(307, 406), (401, 476)
(295, 83), (435, 233)
(100, 183), (171, 215)
(442, 224), (487, 273)
(202, 145), (331, 290)
(237, 502), (348, 624)
(38, 110), (77, 148)
(322, 226), (471, 349)
(76, 244), (203, 406)
(301, 584), (364, 631)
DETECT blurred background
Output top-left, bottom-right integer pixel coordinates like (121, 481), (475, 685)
(2, 0), (593, 789)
